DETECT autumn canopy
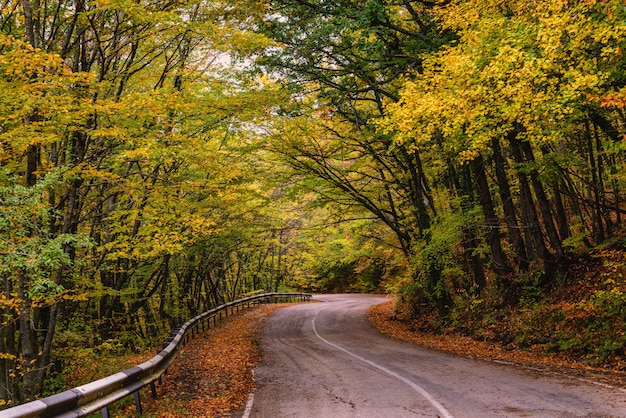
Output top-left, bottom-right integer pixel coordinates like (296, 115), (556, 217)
(1, 0), (625, 406)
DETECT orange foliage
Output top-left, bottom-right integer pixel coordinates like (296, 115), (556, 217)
(123, 305), (285, 417)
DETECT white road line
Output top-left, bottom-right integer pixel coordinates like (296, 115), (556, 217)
(242, 369), (255, 418)
(312, 314), (454, 418)
(242, 392), (254, 418)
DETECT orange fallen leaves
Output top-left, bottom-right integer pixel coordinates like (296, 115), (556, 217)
(368, 301), (626, 389)
(118, 305), (286, 417)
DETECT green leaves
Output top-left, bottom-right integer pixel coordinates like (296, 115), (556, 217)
(0, 0), (311, 402)
(0, 171), (91, 307)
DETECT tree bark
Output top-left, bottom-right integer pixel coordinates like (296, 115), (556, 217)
(520, 141), (563, 256)
(492, 136), (529, 271)
(509, 135), (553, 264)
(585, 120), (605, 242)
(18, 271), (38, 402)
(457, 163), (487, 292)
(470, 155), (513, 278)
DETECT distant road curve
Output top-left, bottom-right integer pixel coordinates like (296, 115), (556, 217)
(242, 294), (626, 418)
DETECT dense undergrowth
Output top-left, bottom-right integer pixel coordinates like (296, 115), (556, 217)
(395, 245), (626, 371)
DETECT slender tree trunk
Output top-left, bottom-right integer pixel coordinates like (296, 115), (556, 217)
(551, 180), (571, 242)
(519, 141), (563, 256)
(0, 278), (17, 404)
(585, 120), (605, 242)
(509, 135), (553, 264)
(470, 155), (513, 278)
(35, 303), (58, 395)
(25, 145), (38, 187)
(457, 163), (486, 292)
(397, 146), (433, 237)
(593, 122), (614, 236)
(18, 271), (38, 402)
(413, 148), (437, 219)
(20, 0), (38, 48)
(561, 173), (594, 247)
(492, 137), (529, 271)
(19, 6), (46, 392)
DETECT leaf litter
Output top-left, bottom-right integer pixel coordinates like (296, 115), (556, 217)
(117, 293), (625, 417)
(116, 304), (286, 417)
(368, 301), (626, 389)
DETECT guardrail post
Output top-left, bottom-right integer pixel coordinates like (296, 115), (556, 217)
(0, 292), (312, 418)
(134, 391), (143, 415)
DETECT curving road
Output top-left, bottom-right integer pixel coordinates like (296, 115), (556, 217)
(243, 294), (626, 418)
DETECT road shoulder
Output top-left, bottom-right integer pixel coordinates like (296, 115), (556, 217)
(368, 300), (626, 390)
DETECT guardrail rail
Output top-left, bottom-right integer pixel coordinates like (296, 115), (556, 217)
(0, 292), (311, 418)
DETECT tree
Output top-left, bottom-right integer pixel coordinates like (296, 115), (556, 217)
(381, 0), (626, 298)
(256, 0), (460, 311)
(0, 0), (288, 403)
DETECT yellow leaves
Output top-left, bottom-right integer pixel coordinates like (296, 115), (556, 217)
(216, 27), (275, 56)
(0, 36), (100, 154)
(0, 35), (60, 77)
(0, 292), (20, 312)
(379, 0), (625, 161)
(63, 292), (89, 302)
(564, 71), (603, 95)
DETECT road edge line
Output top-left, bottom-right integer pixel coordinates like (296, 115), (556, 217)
(242, 370), (255, 418)
(312, 315), (454, 418)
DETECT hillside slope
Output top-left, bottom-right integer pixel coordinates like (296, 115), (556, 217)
(370, 245), (626, 387)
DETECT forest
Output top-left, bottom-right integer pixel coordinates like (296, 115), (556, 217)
(1, 0), (625, 407)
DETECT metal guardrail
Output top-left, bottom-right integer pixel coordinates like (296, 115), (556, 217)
(0, 292), (311, 418)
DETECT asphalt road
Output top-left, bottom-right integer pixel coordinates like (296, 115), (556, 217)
(243, 294), (626, 418)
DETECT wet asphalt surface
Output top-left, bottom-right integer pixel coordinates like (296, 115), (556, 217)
(243, 294), (626, 418)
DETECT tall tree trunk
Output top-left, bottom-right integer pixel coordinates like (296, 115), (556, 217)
(17, 271), (38, 402)
(19, 8), (46, 394)
(593, 122), (614, 236)
(585, 120), (605, 242)
(551, 180), (571, 242)
(509, 135), (554, 265)
(519, 141), (563, 256)
(397, 145), (432, 238)
(470, 155), (513, 278)
(0, 278), (17, 404)
(20, 0), (38, 48)
(457, 163), (486, 292)
(561, 173), (594, 247)
(36, 304), (59, 394)
(25, 145), (38, 187)
(492, 136), (529, 271)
